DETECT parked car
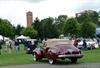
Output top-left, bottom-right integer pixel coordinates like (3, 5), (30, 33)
(26, 39), (38, 54)
(77, 39), (99, 49)
(33, 39), (83, 64)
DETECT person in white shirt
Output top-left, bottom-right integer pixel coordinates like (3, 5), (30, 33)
(6, 40), (12, 54)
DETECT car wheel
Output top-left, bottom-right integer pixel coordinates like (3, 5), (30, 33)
(48, 59), (54, 64)
(70, 58), (77, 63)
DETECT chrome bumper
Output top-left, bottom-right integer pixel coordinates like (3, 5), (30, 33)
(58, 54), (83, 58)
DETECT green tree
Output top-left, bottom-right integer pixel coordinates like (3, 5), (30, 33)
(0, 18), (14, 38)
(20, 27), (37, 38)
(33, 17), (59, 39)
(41, 17), (59, 38)
(55, 15), (67, 34)
(33, 17), (41, 39)
(76, 10), (99, 24)
(81, 22), (96, 38)
(15, 25), (24, 36)
(63, 18), (80, 37)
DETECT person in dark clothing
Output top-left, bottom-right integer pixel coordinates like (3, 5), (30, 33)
(26, 41), (33, 54)
(26, 40), (38, 54)
(23, 40), (28, 50)
(83, 39), (87, 49)
(15, 40), (20, 51)
(0, 40), (3, 55)
(96, 38), (100, 46)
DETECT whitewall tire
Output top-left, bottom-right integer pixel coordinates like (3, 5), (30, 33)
(33, 54), (37, 61)
(49, 59), (54, 64)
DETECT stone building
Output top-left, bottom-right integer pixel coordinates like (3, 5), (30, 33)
(26, 11), (33, 27)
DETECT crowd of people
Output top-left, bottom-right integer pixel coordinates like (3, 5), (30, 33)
(0, 39), (38, 55)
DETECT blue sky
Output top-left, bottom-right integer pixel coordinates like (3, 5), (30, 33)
(0, 0), (100, 27)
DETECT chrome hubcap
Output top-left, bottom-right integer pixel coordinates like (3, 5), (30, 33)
(49, 59), (53, 64)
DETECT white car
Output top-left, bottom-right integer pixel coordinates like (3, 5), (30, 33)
(77, 39), (99, 49)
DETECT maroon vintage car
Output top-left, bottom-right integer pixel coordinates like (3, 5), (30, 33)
(33, 39), (83, 64)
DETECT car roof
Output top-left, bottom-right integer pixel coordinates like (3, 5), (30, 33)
(45, 39), (73, 47)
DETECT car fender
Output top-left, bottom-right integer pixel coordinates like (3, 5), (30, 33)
(47, 49), (58, 60)
(33, 48), (44, 58)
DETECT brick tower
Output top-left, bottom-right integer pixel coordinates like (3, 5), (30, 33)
(26, 11), (33, 27)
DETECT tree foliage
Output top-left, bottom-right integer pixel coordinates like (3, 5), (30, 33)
(15, 25), (24, 36)
(0, 10), (98, 39)
(33, 17), (42, 39)
(76, 10), (99, 24)
(81, 21), (96, 38)
(33, 17), (59, 39)
(63, 18), (80, 37)
(0, 18), (14, 38)
(41, 17), (59, 38)
(75, 10), (99, 37)
(55, 15), (67, 34)
(20, 27), (37, 38)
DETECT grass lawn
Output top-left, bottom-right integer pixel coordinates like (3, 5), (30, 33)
(0, 44), (37, 66)
(0, 44), (100, 66)
(0, 52), (34, 66)
(79, 48), (100, 62)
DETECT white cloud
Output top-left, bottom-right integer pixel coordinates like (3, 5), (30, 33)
(0, 0), (100, 27)
(75, 0), (100, 12)
(0, 0), (46, 3)
(22, 0), (46, 3)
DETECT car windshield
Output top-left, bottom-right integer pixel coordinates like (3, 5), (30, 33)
(55, 44), (74, 48)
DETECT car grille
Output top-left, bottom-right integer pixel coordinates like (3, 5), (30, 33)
(72, 51), (79, 54)
(65, 52), (71, 54)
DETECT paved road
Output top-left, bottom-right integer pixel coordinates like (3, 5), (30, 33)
(0, 63), (100, 68)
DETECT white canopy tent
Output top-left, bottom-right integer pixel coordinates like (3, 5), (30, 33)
(0, 35), (3, 40)
(0, 35), (10, 41)
(16, 35), (30, 39)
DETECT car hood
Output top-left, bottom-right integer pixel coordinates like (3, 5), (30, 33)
(48, 44), (80, 55)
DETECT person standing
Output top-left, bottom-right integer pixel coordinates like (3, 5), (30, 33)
(5, 40), (13, 54)
(26, 41), (33, 54)
(0, 40), (3, 55)
(73, 38), (78, 47)
(83, 39), (87, 49)
(23, 40), (28, 50)
(15, 40), (20, 51)
(96, 37), (100, 46)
